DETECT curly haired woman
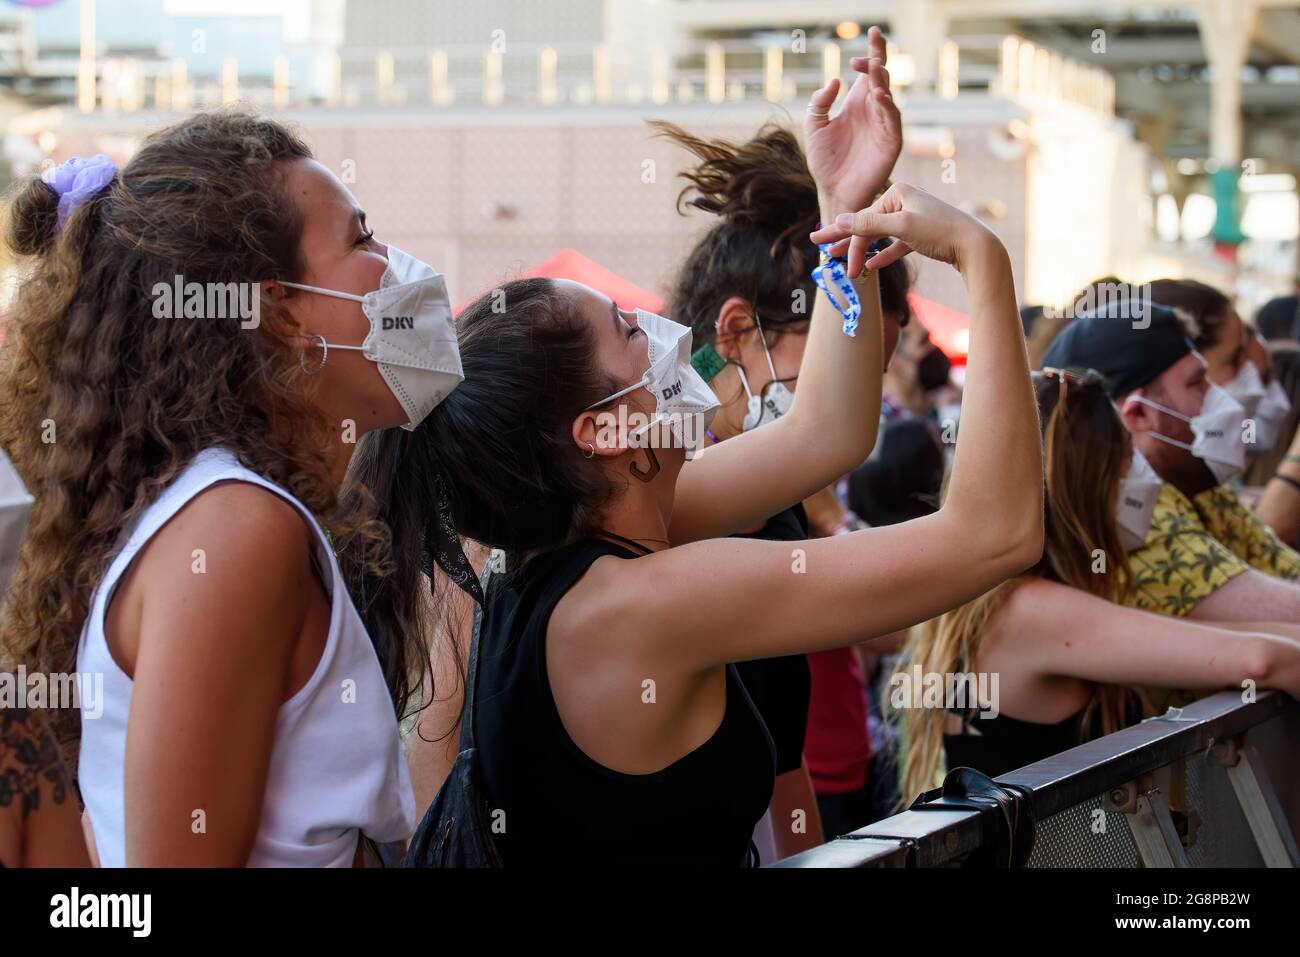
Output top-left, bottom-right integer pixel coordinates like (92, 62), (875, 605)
(0, 112), (457, 865)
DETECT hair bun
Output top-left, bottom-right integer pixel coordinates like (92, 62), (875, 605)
(650, 120), (818, 233)
(7, 177), (60, 256)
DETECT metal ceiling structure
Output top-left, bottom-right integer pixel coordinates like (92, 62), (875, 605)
(674, 0), (1300, 170)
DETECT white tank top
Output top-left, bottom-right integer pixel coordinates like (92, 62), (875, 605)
(77, 447), (416, 867)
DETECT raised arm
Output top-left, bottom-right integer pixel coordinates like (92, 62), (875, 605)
(669, 27), (900, 543)
(668, 253), (884, 543)
(600, 187), (1044, 668)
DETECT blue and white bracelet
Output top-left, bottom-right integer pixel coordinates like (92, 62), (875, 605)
(812, 243), (862, 338)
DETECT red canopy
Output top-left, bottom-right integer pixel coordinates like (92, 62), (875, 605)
(909, 293), (971, 364)
(453, 248), (663, 316)
(527, 248), (664, 312)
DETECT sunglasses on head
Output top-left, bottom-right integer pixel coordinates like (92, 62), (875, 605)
(1039, 366), (1105, 405)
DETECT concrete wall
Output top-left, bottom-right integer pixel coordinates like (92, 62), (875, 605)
(12, 97), (1043, 318)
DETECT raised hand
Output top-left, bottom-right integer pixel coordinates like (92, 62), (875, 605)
(809, 182), (998, 278)
(804, 25), (903, 217)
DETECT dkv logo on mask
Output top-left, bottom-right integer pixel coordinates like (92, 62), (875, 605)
(279, 244), (464, 431)
(585, 309), (720, 457)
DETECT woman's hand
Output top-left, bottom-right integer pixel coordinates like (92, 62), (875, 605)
(805, 25), (902, 217)
(809, 182), (999, 278)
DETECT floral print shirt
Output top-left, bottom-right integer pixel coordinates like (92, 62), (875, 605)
(1124, 484), (1250, 617)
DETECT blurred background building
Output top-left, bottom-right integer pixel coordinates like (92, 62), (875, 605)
(0, 0), (1297, 330)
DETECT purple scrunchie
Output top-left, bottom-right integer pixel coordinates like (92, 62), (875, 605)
(40, 154), (118, 228)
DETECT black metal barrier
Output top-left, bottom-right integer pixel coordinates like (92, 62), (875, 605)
(774, 690), (1300, 868)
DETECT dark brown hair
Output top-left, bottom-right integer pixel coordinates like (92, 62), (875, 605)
(651, 121), (912, 352)
(1149, 278), (1234, 351)
(0, 111), (396, 746)
(342, 277), (621, 728)
(1244, 345), (1300, 485)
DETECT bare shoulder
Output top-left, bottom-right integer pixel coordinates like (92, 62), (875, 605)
(121, 479), (319, 670)
(980, 577), (1070, 651)
(159, 480), (312, 550)
(548, 553), (634, 634)
(139, 479), (315, 585)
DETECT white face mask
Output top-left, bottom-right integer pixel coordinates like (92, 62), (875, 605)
(1250, 379), (1293, 455)
(282, 245), (463, 430)
(739, 315), (795, 431)
(1115, 449), (1162, 551)
(586, 309), (719, 458)
(1128, 381), (1248, 485)
(1223, 360), (1266, 420)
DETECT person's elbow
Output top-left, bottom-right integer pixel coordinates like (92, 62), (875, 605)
(938, 500), (1043, 583)
(831, 416), (878, 476)
(1006, 512), (1046, 576)
(852, 422), (880, 471)
(982, 506), (1045, 580)
(1240, 637), (1282, 692)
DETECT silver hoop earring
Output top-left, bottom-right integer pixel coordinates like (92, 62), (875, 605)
(584, 442), (595, 459)
(300, 334), (327, 375)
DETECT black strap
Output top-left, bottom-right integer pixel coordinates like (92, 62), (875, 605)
(458, 564), (493, 753)
(593, 529), (655, 556)
(426, 471), (484, 606)
(907, 766), (1037, 867)
(1271, 474), (1300, 495)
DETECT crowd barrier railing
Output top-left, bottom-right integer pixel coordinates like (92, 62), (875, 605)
(774, 690), (1300, 868)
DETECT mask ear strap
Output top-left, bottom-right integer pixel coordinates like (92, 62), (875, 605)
(1125, 393), (1189, 423)
(1123, 395), (1196, 451)
(585, 372), (652, 411)
(754, 313), (780, 382)
(1146, 431), (1194, 453)
(279, 280), (366, 304)
(735, 362), (756, 404)
(1186, 340), (1210, 369)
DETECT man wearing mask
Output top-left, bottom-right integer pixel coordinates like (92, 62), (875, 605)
(1042, 302), (1300, 622)
(1148, 279), (1298, 551)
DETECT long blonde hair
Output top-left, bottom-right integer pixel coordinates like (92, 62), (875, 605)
(896, 369), (1150, 804)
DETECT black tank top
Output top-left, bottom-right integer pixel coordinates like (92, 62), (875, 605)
(732, 505), (813, 776)
(944, 691), (1148, 779)
(943, 709), (1087, 779)
(475, 538), (777, 867)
